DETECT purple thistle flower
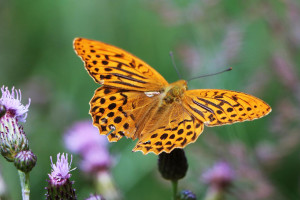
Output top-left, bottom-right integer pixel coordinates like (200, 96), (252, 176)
(64, 120), (108, 153)
(80, 146), (111, 173)
(49, 153), (74, 186)
(202, 161), (235, 190)
(64, 120), (111, 173)
(46, 153), (77, 200)
(85, 194), (106, 200)
(64, 120), (120, 199)
(0, 86), (31, 122)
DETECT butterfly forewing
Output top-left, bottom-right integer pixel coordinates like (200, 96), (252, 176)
(183, 89), (271, 126)
(73, 38), (168, 91)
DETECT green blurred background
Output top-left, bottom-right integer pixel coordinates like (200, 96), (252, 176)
(1, 0), (300, 199)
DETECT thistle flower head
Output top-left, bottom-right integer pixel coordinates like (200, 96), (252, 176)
(0, 86), (31, 122)
(64, 120), (111, 173)
(85, 194), (106, 200)
(48, 153), (74, 186)
(202, 161), (235, 190)
(46, 153), (77, 200)
(80, 146), (111, 173)
(64, 120), (108, 154)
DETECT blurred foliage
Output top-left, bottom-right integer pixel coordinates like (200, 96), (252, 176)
(1, 0), (300, 199)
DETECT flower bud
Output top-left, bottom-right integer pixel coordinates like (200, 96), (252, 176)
(0, 117), (29, 162)
(158, 148), (188, 181)
(14, 150), (37, 173)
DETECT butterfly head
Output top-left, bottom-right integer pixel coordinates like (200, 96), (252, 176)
(163, 80), (187, 104)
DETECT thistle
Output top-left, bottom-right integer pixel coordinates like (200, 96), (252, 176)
(46, 153), (77, 200)
(158, 148), (189, 200)
(202, 161), (235, 200)
(0, 86), (34, 200)
(64, 120), (119, 200)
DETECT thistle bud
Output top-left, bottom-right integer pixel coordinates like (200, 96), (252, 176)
(0, 117), (29, 162)
(158, 148), (188, 181)
(14, 150), (37, 173)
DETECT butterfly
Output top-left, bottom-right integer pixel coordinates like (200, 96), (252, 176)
(73, 38), (271, 155)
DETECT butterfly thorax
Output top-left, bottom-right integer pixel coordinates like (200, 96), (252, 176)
(162, 80), (187, 105)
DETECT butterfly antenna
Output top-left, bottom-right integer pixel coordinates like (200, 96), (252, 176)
(188, 67), (232, 82)
(169, 51), (183, 79)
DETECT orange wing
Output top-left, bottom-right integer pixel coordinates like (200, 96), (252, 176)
(89, 85), (205, 155)
(133, 104), (204, 154)
(183, 89), (271, 126)
(90, 86), (154, 142)
(73, 38), (168, 91)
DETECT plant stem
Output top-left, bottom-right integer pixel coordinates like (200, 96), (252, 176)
(96, 171), (120, 200)
(172, 180), (178, 200)
(18, 170), (30, 200)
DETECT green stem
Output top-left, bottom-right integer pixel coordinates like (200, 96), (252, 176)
(204, 187), (223, 200)
(96, 171), (120, 200)
(18, 170), (30, 200)
(172, 180), (178, 200)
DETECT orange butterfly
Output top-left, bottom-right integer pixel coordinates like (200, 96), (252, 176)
(73, 38), (271, 155)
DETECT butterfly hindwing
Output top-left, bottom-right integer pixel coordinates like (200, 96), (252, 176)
(183, 89), (271, 126)
(133, 104), (204, 154)
(90, 86), (162, 142)
(74, 38), (168, 91)
(90, 86), (135, 142)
